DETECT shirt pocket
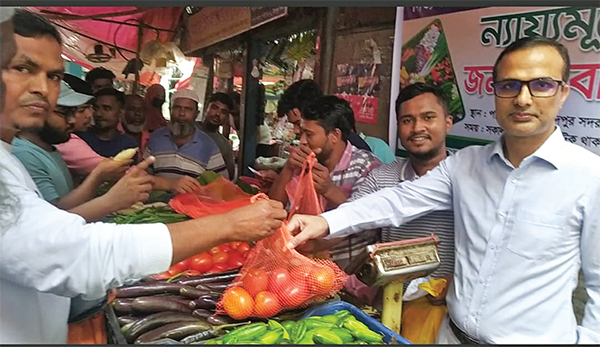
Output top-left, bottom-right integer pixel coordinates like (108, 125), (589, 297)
(506, 209), (567, 260)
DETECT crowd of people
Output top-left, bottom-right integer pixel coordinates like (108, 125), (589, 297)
(0, 6), (597, 345)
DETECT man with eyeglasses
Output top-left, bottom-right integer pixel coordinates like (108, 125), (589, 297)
(286, 35), (600, 344)
(13, 80), (148, 222)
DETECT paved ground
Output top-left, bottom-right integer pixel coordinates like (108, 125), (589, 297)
(572, 271), (588, 324)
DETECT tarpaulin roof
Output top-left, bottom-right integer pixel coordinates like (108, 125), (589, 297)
(30, 7), (185, 82)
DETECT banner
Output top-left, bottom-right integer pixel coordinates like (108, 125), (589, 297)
(335, 63), (382, 124)
(393, 6), (600, 156)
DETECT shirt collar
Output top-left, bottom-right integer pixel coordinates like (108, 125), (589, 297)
(1, 140), (12, 152)
(331, 141), (353, 174)
(488, 126), (565, 170)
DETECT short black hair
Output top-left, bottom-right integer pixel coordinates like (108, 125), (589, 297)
(302, 95), (352, 141)
(63, 73), (93, 96)
(13, 9), (62, 45)
(94, 87), (125, 107)
(493, 36), (571, 82)
(396, 83), (450, 117)
(208, 92), (233, 112)
(277, 79), (323, 117)
(86, 67), (116, 85)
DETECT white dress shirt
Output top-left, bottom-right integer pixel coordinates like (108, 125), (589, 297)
(0, 141), (173, 343)
(322, 127), (600, 344)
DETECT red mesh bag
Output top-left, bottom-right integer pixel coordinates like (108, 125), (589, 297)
(285, 152), (323, 217)
(170, 177), (265, 218)
(216, 155), (348, 319)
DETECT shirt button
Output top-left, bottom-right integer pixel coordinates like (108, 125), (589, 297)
(511, 178), (517, 183)
(498, 211), (506, 218)
(479, 278), (485, 284)
(490, 244), (496, 250)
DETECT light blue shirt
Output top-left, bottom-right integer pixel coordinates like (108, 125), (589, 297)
(360, 134), (397, 164)
(323, 127), (600, 343)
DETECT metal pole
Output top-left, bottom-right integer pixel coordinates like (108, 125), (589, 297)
(133, 20), (143, 94)
(319, 7), (337, 94)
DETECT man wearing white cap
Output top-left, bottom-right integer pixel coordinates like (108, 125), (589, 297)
(12, 80), (148, 222)
(145, 88), (228, 193)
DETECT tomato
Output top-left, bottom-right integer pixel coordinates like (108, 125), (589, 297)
(290, 264), (315, 282)
(212, 252), (229, 265)
(222, 287), (254, 320)
(219, 244), (233, 253)
(208, 264), (228, 273)
(267, 268), (291, 296)
(241, 251), (249, 259)
(226, 252), (245, 269)
(309, 267), (335, 295)
(184, 270), (201, 276)
(152, 271), (172, 280)
(253, 291), (282, 318)
(279, 278), (310, 308)
(168, 259), (189, 276)
(208, 247), (221, 255)
(230, 242), (242, 250)
(242, 268), (269, 298)
(236, 242), (251, 254)
(190, 253), (213, 273)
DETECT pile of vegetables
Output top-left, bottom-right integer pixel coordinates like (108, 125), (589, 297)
(112, 270), (243, 344)
(154, 242), (252, 280)
(111, 206), (190, 224)
(201, 310), (385, 345)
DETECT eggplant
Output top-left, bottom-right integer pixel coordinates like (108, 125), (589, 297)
(188, 296), (219, 310)
(192, 309), (213, 319)
(117, 315), (140, 326)
(124, 311), (201, 343)
(115, 282), (185, 298)
(206, 315), (234, 326)
(112, 298), (134, 315)
(195, 283), (230, 292)
(179, 329), (218, 344)
(177, 272), (239, 287)
(180, 286), (213, 299)
(134, 321), (212, 344)
(150, 295), (193, 306)
(173, 268), (239, 283)
(132, 296), (193, 314)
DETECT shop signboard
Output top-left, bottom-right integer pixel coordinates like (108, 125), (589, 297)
(391, 6), (600, 156)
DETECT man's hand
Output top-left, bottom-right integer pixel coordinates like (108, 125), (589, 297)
(312, 162), (334, 196)
(286, 214), (330, 249)
(286, 143), (313, 170)
(94, 158), (132, 182)
(170, 176), (202, 194)
(257, 170), (278, 192)
(225, 199), (287, 242)
(104, 157), (155, 210)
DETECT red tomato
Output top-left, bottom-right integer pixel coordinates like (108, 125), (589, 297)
(268, 268), (291, 295)
(230, 242), (242, 250)
(152, 271), (172, 280)
(253, 291), (282, 318)
(190, 253), (213, 273)
(236, 242), (251, 254)
(222, 287), (254, 320)
(220, 244), (233, 253)
(290, 264), (315, 282)
(208, 247), (221, 255)
(226, 252), (245, 269)
(241, 251), (249, 259)
(208, 264), (228, 273)
(212, 252), (229, 265)
(242, 268), (269, 298)
(309, 267), (335, 295)
(279, 278), (310, 308)
(184, 270), (201, 276)
(168, 260), (189, 276)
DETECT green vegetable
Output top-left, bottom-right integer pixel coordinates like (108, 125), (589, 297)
(331, 328), (354, 343)
(320, 314), (339, 325)
(291, 320), (307, 343)
(312, 330), (344, 344)
(202, 337), (223, 344)
(258, 329), (284, 344)
(281, 320), (295, 336)
(303, 317), (337, 330)
(222, 323), (267, 344)
(354, 330), (384, 344)
(297, 330), (315, 345)
(268, 320), (289, 340)
(333, 310), (351, 320)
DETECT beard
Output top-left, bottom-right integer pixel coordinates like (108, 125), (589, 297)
(316, 143), (332, 165)
(169, 121), (196, 137)
(124, 122), (145, 134)
(39, 122), (71, 145)
(410, 144), (444, 161)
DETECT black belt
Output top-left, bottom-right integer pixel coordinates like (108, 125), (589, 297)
(448, 318), (482, 345)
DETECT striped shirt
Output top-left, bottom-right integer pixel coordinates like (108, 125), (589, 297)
(143, 127), (228, 179)
(350, 157), (455, 278)
(319, 142), (382, 269)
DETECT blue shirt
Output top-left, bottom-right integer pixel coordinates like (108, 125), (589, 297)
(323, 127), (600, 343)
(78, 130), (138, 161)
(362, 135), (396, 164)
(12, 137), (74, 202)
(143, 127), (227, 179)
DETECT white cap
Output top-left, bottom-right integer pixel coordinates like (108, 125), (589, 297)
(58, 80), (93, 107)
(171, 88), (199, 104)
(0, 7), (15, 23)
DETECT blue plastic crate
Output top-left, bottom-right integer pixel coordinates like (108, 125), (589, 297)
(301, 301), (412, 344)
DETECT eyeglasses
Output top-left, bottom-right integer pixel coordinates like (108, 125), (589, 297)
(492, 78), (565, 98)
(53, 108), (75, 119)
